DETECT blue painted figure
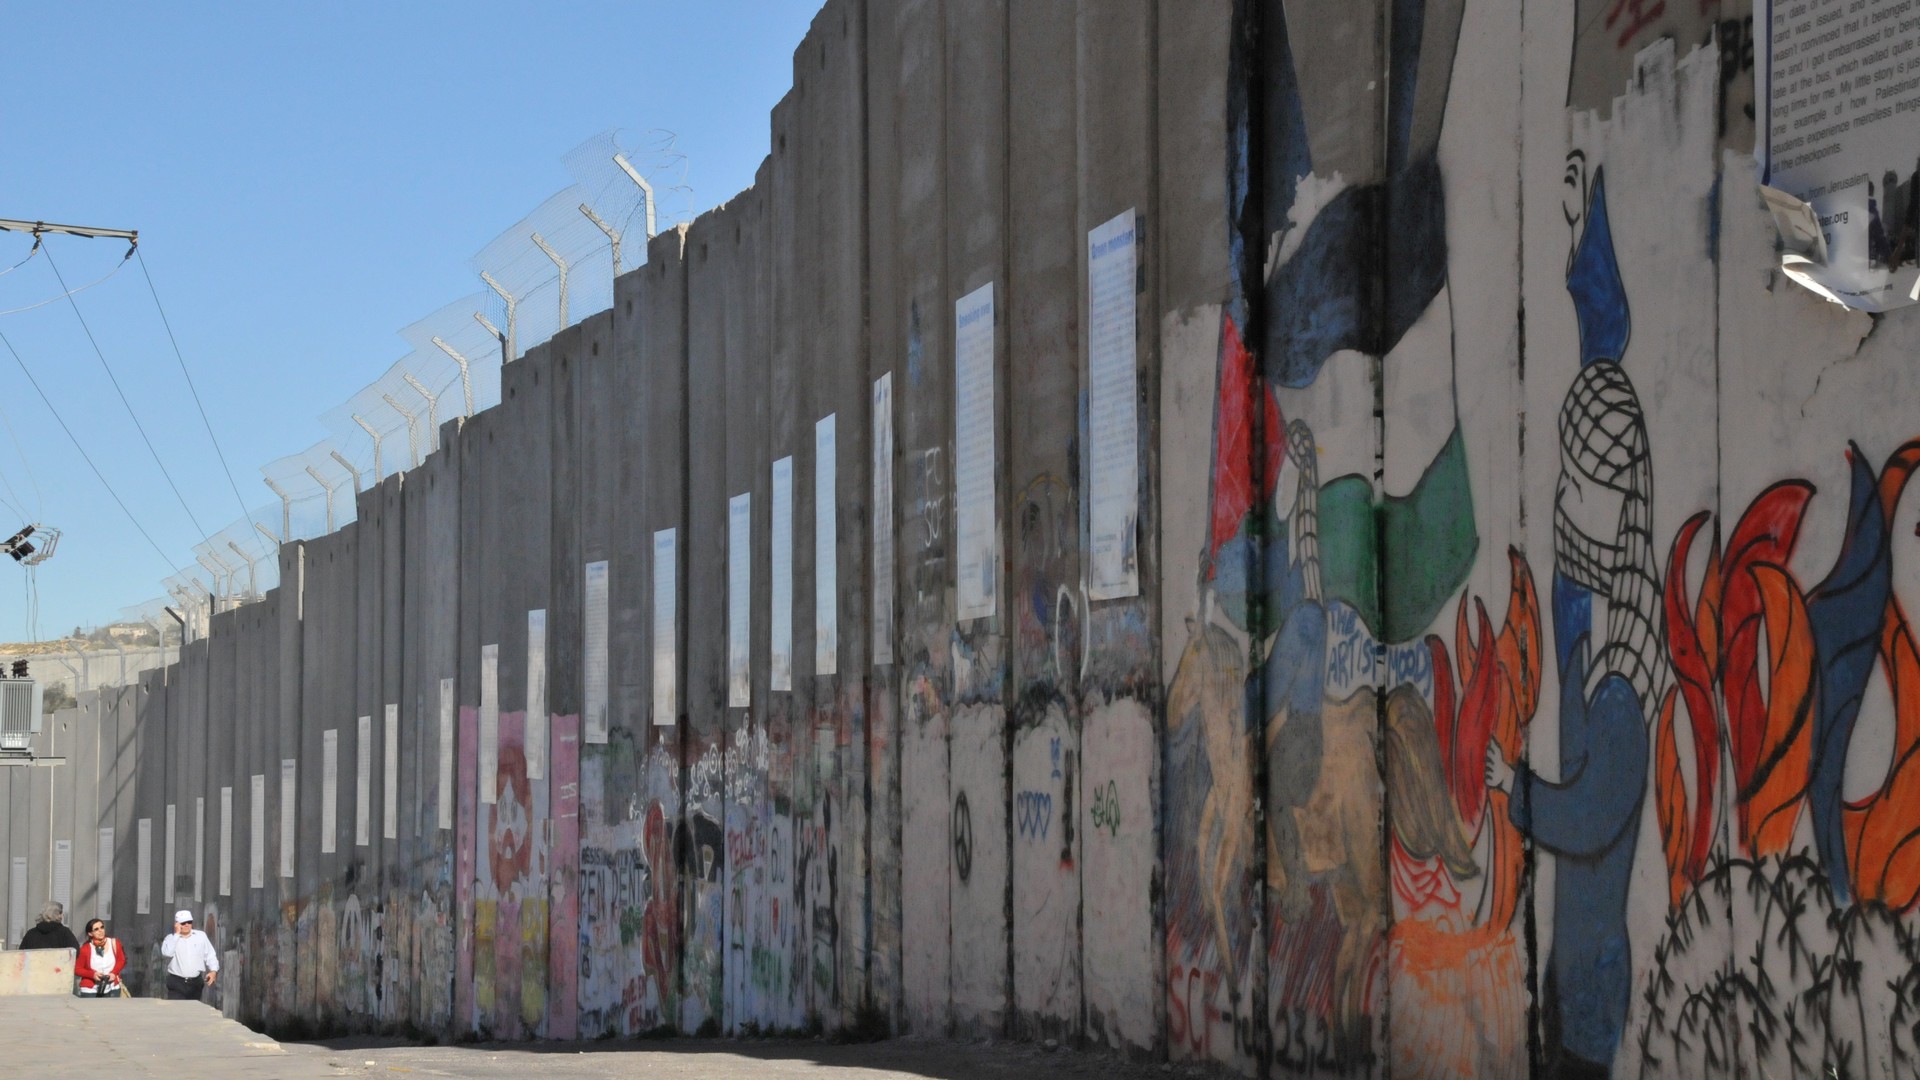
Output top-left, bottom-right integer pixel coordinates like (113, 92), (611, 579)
(1487, 164), (1662, 1078)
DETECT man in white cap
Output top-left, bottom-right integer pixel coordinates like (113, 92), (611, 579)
(159, 909), (219, 1001)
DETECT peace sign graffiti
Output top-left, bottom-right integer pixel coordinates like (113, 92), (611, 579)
(952, 791), (973, 882)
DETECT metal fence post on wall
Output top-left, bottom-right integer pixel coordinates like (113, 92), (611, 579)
(612, 152), (659, 239)
(302, 465), (341, 533)
(329, 450), (363, 495)
(430, 336), (478, 419)
(195, 553), (230, 611)
(263, 477), (294, 543)
(580, 203), (622, 275)
(530, 231), (570, 331)
(212, 550), (241, 607)
(381, 394), (424, 469)
(351, 414), (386, 482)
(226, 540), (258, 600)
(401, 373), (442, 455)
(188, 576), (212, 636)
(54, 654), (82, 694)
(481, 271), (517, 363)
(165, 587), (193, 641)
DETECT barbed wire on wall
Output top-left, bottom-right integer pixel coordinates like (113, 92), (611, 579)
(108, 129), (684, 639)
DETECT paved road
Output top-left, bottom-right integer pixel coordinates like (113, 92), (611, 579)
(0, 997), (1203, 1079)
(0, 996), (319, 1078)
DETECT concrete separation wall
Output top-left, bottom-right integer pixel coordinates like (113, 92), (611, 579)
(16, 3), (1920, 1077)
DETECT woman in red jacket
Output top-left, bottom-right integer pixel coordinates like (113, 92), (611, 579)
(76, 918), (127, 997)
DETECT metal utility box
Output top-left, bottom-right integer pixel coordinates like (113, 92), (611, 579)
(0, 678), (45, 757)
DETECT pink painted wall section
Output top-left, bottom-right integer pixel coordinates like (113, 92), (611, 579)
(485, 708), (536, 1038)
(455, 704), (478, 1035)
(548, 713), (581, 1039)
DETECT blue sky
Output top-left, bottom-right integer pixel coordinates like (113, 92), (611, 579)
(0, 1), (820, 638)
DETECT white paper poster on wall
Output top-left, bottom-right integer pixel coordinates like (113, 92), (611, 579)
(193, 797), (204, 898)
(164, 803), (175, 904)
(1758, 0), (1920, 310)
(437, 678), (455, 829)
(280, 758), (297, 879)
(8, 856), (26, 942)
(356, 714), (372, 848)
(135, 820), (151, 915)
(872, 372), (895, 666)
(771, 456), (794, 691)
(384, 704), (399, 840)
(96, 827), (114, 920)
(954, 282), (998, 621)
(218, 787), (232, 897)
(322, 729), (339, 852)
(527, 609), (548, 780)
(1087, 209), (1141, 599)
(816, 412), (838, 675)
(250, 774), (265, 889)
(652, 528), (678, 725)
(52, 839), (71, 909)
(583, 561), (610, 744)
(728, 492), (752, 708)
(480, 644), (499, 803)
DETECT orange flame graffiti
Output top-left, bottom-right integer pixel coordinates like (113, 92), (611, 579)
(1387, 551), (1539, 1080)
(1399, 548), (1540, 929)
(1843, 439), (1920, 910)
(1659, 483), (1819, 905)
(1660, 445), (1920, 912)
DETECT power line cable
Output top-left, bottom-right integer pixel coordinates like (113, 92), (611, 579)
(0, 465), (27, 522)
(42, 242), (213, 545)
(134, 249), (255, 529)
(0, 328), (177, 572)
(0, 397), (30, 519)
(0, 237), (41, 279)
(0, 395), (44, 518)
(0, 256), (130, 316)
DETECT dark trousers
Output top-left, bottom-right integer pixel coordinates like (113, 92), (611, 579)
(1541, 968), (1614, 1080)
(164, 972), (205, 1001)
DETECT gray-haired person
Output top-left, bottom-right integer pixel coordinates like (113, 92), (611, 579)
(17, 900), (80, 951)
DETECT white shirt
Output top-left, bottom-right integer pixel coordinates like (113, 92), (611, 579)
(160, 929), (219, 977)
(86, 939), (118, 977)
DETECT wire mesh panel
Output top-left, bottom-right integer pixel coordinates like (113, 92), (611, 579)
(118, 128), (690, 626)
(563, 129), (692, 265)
(162, 569), (213, 639)
(471, 185), (616, 359)
(396, 291), (507, 423)
(262, 441), (355, 542)
(209, 516), (278, 599)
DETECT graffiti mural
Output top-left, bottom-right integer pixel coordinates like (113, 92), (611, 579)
(1485, 160), (1655, 1079)
(1630, 432), (1920, 1076)
(1163, 0), (1502, 1070)
(88, 1), (1920, 1074)
(473, 709), (550, 1039)
(681, 738), (726, 1031)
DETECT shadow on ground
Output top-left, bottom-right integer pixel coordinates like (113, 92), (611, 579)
(290, 1032), (1218, 1079)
